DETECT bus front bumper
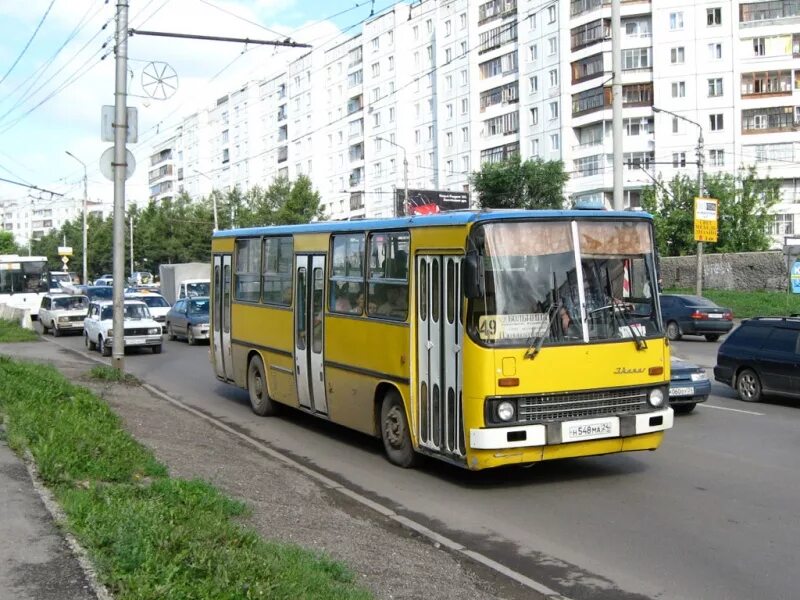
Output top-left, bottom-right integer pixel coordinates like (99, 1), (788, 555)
(469, 407), (673, 450)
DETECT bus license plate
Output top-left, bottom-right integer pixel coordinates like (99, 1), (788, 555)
(562, 418), (618, 442)
(669, 386), (694, 396)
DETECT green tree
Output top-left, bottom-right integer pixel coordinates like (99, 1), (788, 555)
(641, 168), (780, 257)
(471, 154), (568, 209)
(0, 230), (19, 254)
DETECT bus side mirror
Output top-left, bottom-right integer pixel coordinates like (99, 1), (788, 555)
(463, 251), (484, 299)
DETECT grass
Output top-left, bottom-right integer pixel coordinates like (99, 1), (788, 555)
(89, 365), (139, 385)
(0, 318), (39, 342)
(665, 288), (800, 319)
(0, 357), (371, 600)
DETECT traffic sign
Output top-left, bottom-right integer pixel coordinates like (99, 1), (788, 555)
(694, 197), (718, 243)
(101, 106), (138, 143)
(58, 246), (73, 256)
(99, 146), (136, 181)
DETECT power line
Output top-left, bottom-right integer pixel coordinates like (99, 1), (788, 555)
(0, 175), (63, 196)
(0, 0), (57, 87)
(196, 0), (287, 39)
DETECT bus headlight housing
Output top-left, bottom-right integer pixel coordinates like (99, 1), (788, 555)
(496, 401), (515, 422)
(648, 388), (665, 408)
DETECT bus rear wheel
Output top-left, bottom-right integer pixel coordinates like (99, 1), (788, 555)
(247, 355), (279, 416)
(380, 390), (419, 468)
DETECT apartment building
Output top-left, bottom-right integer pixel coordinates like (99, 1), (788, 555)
(1, 196), (112, 248)
(143, 0), (799, 242)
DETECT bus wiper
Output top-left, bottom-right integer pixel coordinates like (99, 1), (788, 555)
(606, 296), (647, 351)
(524, 301), (562, 360)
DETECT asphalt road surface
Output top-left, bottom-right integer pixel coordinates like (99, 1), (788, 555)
(46, 327), (800, 600)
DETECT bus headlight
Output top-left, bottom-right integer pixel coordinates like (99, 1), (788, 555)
(496, 401), (515, 422)
(148, 328), (160, 335)
(648, 388), (665, 408)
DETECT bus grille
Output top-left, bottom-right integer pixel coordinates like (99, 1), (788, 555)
(517, 387), (651, 423)
(124, 328), (152, 336)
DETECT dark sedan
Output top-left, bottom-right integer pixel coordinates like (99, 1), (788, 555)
(165, 296), (210, 345)
(660, 294), (733, 341)
(669, 357), (710, 414)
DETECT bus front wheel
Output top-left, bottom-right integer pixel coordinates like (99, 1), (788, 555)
(247, 355), (279, 416)
(380, 390), (419, 468)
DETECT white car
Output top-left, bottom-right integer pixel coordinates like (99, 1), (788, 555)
(39, 293), (89, 337)
(125, 292), (170, 332)
(94, 275), (113, 286)
(83, 300), (163, 356)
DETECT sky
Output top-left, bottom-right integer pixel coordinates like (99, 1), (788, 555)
(0, 0), (384, 218)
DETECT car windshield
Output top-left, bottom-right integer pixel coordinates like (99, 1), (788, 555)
(188, 298), (210, 315)
(467, 220), (662, 347)
(139, 296), (169, 308)
(101, 304), (150, 320)
(186, 282), (210, 297)
(53, 296), (88, 310)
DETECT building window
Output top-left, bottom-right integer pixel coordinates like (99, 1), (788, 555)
(462, 155), (469, 172)
(531, 138), (540, 156)
(709, 149), (725, 166)
(549, 69), (558, 87)
(446, 75), (453, 90)
(388, 56), (394, 71)
(669, 11), (684, 30)
(461, 69), (468, 85)
(446, 132), (453, 147)
(622, 47), (651, 70)
(708, 43), (722, 60)
(445, 20), (452, 36)
(671, 81), (686, 97)
(447, 103), (453, 118)
(529, 44), (538, 61)
(462, 126), (469, 142)
(769, 214), (794, 236)
(445, 48), (452, 63)
(389, 107), (395, 122)
(461, 98), (468, 114)
(460, 13), (467, 29)
(548, 37), (557, 55)
(446, 160), (454, 174)
(670, 47), (685, 64)
(753, 37), (765, 56)
(672, 152), (686, 167)
(707, 7), (722, 25)
(550, 134), (560, 151)
(549, 101), (559, 119)
(708, 78), (723, 97)
(460, 41), (467, 56)
(548, 5), (556, 23)
(530, 75), (538, 92)
(710, 113), (724, 131)
(530, 107), (539, 125)
(672, 117), (680, 133)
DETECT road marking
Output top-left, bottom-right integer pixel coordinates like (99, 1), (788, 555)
(41, 336), (571, 600)
(700, 404), (765, 416)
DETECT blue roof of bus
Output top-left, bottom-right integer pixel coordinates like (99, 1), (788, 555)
(212, 209), (652, 238)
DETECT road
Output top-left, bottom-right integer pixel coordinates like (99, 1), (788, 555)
(45, 328), (800, 600)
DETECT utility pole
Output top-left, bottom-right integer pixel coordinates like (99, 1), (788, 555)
(111, 0), (129, 370)
(611, 0), (623, 210)
(696, 132), (705, 296)
(653, 107), (705, 295)
(129, 214), (134, 276)
(65, 151), (88, 285)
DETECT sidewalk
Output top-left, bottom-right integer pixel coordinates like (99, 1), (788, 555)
(0, 436), (97, 600)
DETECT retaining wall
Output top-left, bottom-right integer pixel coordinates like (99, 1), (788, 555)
(661, 251), (789, 292)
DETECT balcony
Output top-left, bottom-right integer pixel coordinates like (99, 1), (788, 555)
(479, 81), (519, 112)
(148, 164), (173, 183)
(478, 22), (517, 55)
(571, 19), (611, 52)
(349, 168), (364, 187)
(478, 0), (517, 25)
(277, 125), (288, 142)
(480, 142), (519, 164)
(349, 143), (364, 162)
(742, 106), (799, 134)
(149, 148), (172, 167)
(347, 95), (363, 115)
(740, 70), (793, 98)
(277, 146), (288, 163)
(349, 192), (365, 211)
(572, 84), (652, 117)
(277, 106), (287, 121)
(571, 53), (605, 84)
(739, 0), (800, 24)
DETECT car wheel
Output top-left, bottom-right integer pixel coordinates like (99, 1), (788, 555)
(380, 389), (419, 468)
(100, 336), (111, 357)
(247, 355), (279, 416)
(41, 321), (49, 334)
(666, 321), (682, 341)
(167, 323), (176, 341)
(152, 344), (162, 354)
(674, 403), (696, 414)
(705, 334), (720, 342)
(53, 324), (61, 337)
(736, 368), (762, 403)
(85, 333), (96, 351)
(187, 326), (196, 346)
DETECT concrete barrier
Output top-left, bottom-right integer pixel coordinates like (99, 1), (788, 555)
(661, 251), (787, 292)
(0, 303), (33, 330)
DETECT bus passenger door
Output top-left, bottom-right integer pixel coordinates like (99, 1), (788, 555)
(212, 254), (234, 381)
(416, 255), (465, 457)
(294, 255), (328, 414)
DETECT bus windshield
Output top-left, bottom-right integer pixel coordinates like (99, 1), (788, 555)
(467, 220), (661, 347)
(0, 260), (48, 294)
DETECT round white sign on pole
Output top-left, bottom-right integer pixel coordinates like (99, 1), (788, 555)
(99, 146), (136, 181)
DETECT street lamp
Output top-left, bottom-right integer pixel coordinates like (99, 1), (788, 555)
(375, 136), (408, 217)
(190, 168), (218, 230)
(652, 106), (705, 296)
(65, 150), (88, 286)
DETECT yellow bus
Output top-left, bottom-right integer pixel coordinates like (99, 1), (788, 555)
(210, 210), (673, 470)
